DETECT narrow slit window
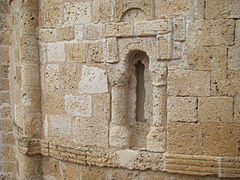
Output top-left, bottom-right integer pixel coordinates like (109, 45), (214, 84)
(135, 60), (145, 122)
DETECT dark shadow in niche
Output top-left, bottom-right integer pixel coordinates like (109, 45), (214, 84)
(126, 50), (152, 149)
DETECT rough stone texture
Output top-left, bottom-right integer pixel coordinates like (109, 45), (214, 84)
(198, 97), (233, 123)
(167, 70), (210, 96)
(203, 124), (239, 156)
(2, 0), (240, 179)
(167, 97), (197, 123)
(167, 123), (203, 155)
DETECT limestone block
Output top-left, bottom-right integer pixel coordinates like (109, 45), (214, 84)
(150, 62), (167, 86)
(0, 120), (12, 131)
(79, 65), (108, 94)
(155, 0), (191, 18)
(88, 41), (105, 63)
(0, 104), (11, 118)
(22, 64), (40, 89)
(0, 92), (10, 104)
(172, 41), (182, 59)
(40, 5), (63, 28)
(0, 65), (9, 78)
(104, 22), (133, 37)
(186, 46), (227, 71)
(167, 123), (203, 155)
(0, 79), (9, 91)
(64, 2), (91, 25)
(211, 70), (240, 96)
(203, 124), (239, 156)
(61, 162), (79, 180)
(187, 19), (234, 46)
(109, 125), (129, 148)
(205, 0), (240, 19)
(65, 94), (92, 117)
(236, 20), (240, 45)
(49, 115), (72, 139)
(21, 89), (41, 113)
(39, 29), (56, 43)
(61, 63), (81, 92)
(108, 169), (139, 180)
(92, 0), (113, 22)
(146, 127), (166, 152)
(65, 43), (88, 62)
(81, 166), (106, 180)
(92, 93), (110, 120)
(0, 30), (11, 45)
(75, 25), (84, 41)
(198, 97), (233, 123)
(228, 46), (240, 71)
(116, 149), (138, 168)
(56, 26), (75, 41)
(121, 8), (147, 23)
(167, 97), (197, 123)
(167, 69), (210, 96)
(42, 157), (61, 179)
(0, 46), (9, 64)
(173, 18), (185, 41)
(2, 132), (15, 145)
(135, 19), (170, 36)
(20, 9), (38, 35)
(73, 115), (108, 147)
(106, 38), (118, 63)
(47, 43), (65, 62)
(156, 34), (171, 60)
(45, 64), (60, 92)
(2, 162), (16, 174)
(234, 96), (240, 123)
(115, 0), (154, 20)
(84, 23), (102, 40)
(39, 43), (47, 64)
(21, 0), (39, 9)
(20, 36), (38, 64)
(44, 92), (64, 114)
(0, 146), (15, 161)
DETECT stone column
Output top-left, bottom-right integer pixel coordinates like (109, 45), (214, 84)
(10, 1), (42, 179)
(147, 63), (167, 152)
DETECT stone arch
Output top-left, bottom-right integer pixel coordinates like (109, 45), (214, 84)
(120, 8), (147, 22)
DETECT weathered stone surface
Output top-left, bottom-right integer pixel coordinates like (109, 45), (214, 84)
(0, 65), (9, 79)
(116, 149), (139, 167)
(187, 19), (234, 46)
(79, 66), (108, 94)
(56, 26), (75, 41)
(61, 161), (79, 180)
(81, 166), (106, 180)
(234, 95), (240, 123)
(167, 97), (197, 123)
(42, 157), (61, 179)
(173, 18), (185, 41)
(106, 38), (118, 63)
(228, 46), (240, 71)
(155, 0), (191, 18)
(40, 5), (63, 27)
(39, 29), (56, 43)
(115, 0), (154, 20)
(236, 20), (240, 45)
(147, 127), (166, 152)
(211, 70), (240, 96)
(186, 46), (227, 71)
(64, 2), (91, 25)
(88, 41), (105, 63)
(2, 132), (15, 145)
(135, 19), (170, 36)
(0, 79), (9, 91)
(48, 115), (72, 139)
(84, 23), (102, 40)
(167, 69), (210, 96)
(198, 97), (233, 123)
(65, 43), (88, 62)
(104, 22), (133, 37)
(92, 0), (113, 22)
(172, 42), (182, 59)
(167, 123), (203, 155)
(75, 25), (84, 41)
(0, 46), (9, 64)
(65, 94), (92, 117)
(20, 10), (38, 35)
(45, 64), (60, 92)
(156, 34), (171, 60)
(44, 92), (64, 114)
(205, 0), (240, 19)
(203, 124), (239, 156)
(0, 146), (15, 161)
(47, 43), (65, 62)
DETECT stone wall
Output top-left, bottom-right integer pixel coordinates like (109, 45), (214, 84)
(0, 0), (16, 179)
(0, 0), (240, 179)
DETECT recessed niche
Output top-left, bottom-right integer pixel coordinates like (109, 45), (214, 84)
(127, 50), (152, 149)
